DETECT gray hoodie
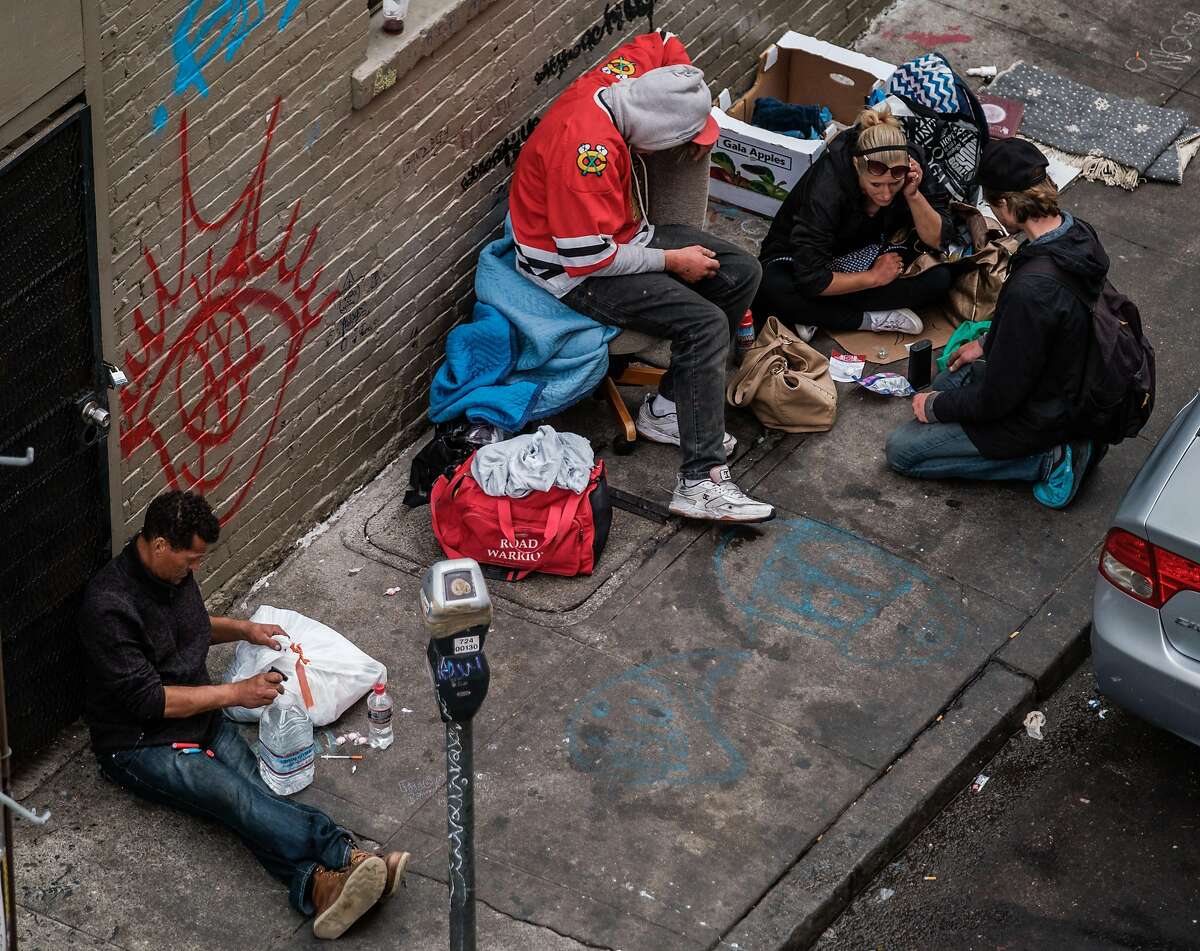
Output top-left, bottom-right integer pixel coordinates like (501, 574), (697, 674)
(586, 65), (714, 279)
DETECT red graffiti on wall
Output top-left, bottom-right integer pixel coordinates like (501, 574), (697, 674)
(120, 98), (337, 525)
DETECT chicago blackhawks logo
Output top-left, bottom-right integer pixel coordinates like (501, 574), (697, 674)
(601, 56), (637, 79)
(577, 143), (609, 176)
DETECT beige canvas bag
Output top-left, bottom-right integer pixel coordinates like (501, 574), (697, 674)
(726, 316), (837, 433)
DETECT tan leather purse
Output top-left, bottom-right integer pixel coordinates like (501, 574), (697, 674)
(726, 316), (837, 433)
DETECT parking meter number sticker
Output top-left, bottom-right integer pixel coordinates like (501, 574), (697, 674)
(454, 635), (480, 655)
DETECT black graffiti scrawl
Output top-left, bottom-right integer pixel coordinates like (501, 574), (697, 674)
(534, 0), (658, 84)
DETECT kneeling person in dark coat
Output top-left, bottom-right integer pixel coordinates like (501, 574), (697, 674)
(78, 490), (410, 939)
(885, 139), (1109, 508)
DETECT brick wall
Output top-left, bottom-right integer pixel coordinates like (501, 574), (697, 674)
(99, 0), (888, 603)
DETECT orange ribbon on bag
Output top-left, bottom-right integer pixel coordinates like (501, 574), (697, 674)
(289, 642), (315, 710)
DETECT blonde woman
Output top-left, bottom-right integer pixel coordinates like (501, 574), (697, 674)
(754, 106), (955, 338)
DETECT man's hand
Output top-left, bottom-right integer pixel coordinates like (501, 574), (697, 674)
(868, 252), (904, 288)
(902, 158), (923, 200)
(948, 339), (984, 373)
(243, 621), (288, 650)
(233, 672), (285, 709)
(912, 391), (933, 424)
(665, 245), (720, 283)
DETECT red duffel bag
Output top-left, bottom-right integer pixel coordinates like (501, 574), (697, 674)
(429, 454), (612, 581)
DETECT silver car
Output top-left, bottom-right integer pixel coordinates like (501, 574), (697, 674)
(1093, 390), (1200, 745)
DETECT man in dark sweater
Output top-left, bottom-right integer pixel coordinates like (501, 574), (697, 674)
(79, 491), (408, 939)
(885, 139), (1108, 508)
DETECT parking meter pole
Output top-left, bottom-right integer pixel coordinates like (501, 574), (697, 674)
(445, 719), (475, 951)
(421, 559), (491, 951)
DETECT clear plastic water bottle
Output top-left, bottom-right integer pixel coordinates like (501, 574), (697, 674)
(258, 695), (315, 795)
(367, 683), (394, 750)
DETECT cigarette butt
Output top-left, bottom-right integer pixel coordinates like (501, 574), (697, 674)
(1009, 630), (1020, 639)
(924, 875), (938, 881)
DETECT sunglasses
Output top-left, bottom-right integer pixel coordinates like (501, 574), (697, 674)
(856, 145), (913, 180)
(862, 160), (909, 179)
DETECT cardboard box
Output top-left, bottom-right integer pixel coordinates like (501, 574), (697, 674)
(709, 33), (895, 217)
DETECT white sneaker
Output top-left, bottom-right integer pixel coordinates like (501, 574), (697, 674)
(863, 308), (923, 335)
(794, 324), (818, 342)
(669, 466), (775, 523)
(636, 395), (737, 456)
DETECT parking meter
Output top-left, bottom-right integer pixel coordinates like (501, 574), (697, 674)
(420, 559), (492, 951)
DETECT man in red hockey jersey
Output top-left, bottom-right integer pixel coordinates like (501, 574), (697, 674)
(510, 31), (774, 523)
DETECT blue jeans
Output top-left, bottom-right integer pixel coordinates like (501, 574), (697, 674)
(98, 719), (351, 914)
(885, 364), (1055, 482)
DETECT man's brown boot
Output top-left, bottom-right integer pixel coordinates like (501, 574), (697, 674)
(311, 856), (387, 939)
(350, 848), (411, 898)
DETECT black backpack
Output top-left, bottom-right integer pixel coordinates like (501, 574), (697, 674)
(1019, 257), (1156, 445)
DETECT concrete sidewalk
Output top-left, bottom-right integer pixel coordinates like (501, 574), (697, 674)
(16, 2), (1200, 949)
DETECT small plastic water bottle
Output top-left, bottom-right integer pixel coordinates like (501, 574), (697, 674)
(367, 683), (394, 750)
(735, 309), (756, 361)
(258, 695), (315, 795)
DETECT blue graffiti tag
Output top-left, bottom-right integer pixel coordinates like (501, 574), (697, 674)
(566, 649), (750, 787)
(714, 517), (965, 668)
(155, 1), (303, 127)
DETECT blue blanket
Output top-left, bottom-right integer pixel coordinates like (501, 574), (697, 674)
(428, 230), (619, 430)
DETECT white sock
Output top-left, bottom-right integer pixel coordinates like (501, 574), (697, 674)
(652, 394), (676, 415)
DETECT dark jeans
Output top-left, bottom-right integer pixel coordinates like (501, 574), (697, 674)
(754, 256), (956, 332)
(562, 224), (762, 479)
(98, 719), (351, 914)
(885, 364), (1055, 482)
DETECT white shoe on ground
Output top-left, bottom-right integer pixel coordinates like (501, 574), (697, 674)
(668, 466), (775, 523)
(636, 395), (737, 457)
(794, 324), (818, 342)
(863, 308), (923, 335)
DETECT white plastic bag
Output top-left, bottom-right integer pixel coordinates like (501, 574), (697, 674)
(222, 606), (386, 726)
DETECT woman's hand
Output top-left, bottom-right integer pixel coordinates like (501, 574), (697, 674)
(868, 251), (904, 288)
(902, 158), (923, 200)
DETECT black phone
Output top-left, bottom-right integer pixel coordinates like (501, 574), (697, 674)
(907, 339), (933, 391)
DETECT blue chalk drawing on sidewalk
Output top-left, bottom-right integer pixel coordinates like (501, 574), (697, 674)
(714, 517), (965, 668)
(566, 649), (750, 787)
(153, 1), (305, 130)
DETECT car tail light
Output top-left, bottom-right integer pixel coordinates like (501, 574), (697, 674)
(1099, 528), (1200, 608)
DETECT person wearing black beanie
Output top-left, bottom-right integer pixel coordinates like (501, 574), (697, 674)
(884, 139), (1111, 509)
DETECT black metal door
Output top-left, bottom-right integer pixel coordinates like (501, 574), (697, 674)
(0, 105), (111, 760)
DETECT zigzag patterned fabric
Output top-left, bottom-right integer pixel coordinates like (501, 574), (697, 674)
(887, 52), (961, 115)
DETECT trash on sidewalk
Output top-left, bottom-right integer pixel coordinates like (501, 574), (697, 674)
(1088, 699), (1101, 709)
(709, 32), (894, 215)
(347, 566), (363, 576)
(829, 351), (866, 382)
(924, 874), (938, 881)
(1024, 710), (1046, 740)
(384, 586), (402, 596)
(1099, 709), (1108, 719)
(878, 887), (895, 901)
(857, 372), (916, 398)
(966, 65), (998, 79)
(970, 773), (990, 794)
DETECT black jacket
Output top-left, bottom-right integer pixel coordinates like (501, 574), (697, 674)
(929, 216), (1110, 458)
(758, 127), (956, 296)
(77, 541), (217, 753)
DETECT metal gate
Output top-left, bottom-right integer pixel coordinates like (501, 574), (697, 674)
(0, 105), (111, 760)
